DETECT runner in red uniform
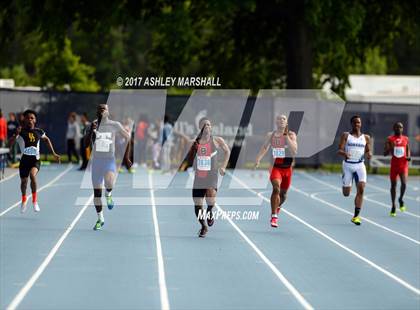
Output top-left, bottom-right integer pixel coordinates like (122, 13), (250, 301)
(255, 115), (297, 228)
(384, 122), (411, 216)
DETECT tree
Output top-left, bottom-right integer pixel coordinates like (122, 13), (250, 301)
(1, 0), (418, 94)
(35, 38), (100, 91)
(0, 64), (31, 86)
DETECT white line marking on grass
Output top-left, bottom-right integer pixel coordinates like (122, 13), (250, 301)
(148, 172), (170, 310)
(298, 171), (420, 219)
(215, 203), (314, 310)
(0, 171), (18, 183)
(228, 172), (420, 296)
(0, 164), (73, 217)
(6, 194), (93, 310)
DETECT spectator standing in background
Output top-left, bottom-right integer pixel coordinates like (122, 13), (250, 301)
(149, 118), (163, 169)
(7, 112), (19, 163)
(0, 109), (7, 147)
(135, 114), (149, 167)
(66, 112), (80, 163)
(79, 113), (90, 170)
(161, 115), (174, 172)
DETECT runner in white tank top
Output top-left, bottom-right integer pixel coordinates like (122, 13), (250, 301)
(338, 115), (372, 226)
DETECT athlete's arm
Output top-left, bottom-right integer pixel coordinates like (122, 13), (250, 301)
(337, 132), (350, 159)
(285, 131), (298, 156)
(383, 137), (392, 156)
(215, 136), (230, 176)
(42, 135), (61, 163)
(84, 122), (96, 147)
(174, 130), (194, 144)
(255, 132), (272, 168)
(406, 138), (411, 161)
(364, 134), (372, 160)
(117, 122), (133, 168)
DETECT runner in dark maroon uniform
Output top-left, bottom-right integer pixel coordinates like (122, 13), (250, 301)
(186, 117), (230, 238)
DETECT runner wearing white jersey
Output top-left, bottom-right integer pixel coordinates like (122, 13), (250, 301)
(338, 115), (372, 225)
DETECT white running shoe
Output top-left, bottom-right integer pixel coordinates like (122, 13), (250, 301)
(33, 202), (40, 212)
(20, 201), (28, 213)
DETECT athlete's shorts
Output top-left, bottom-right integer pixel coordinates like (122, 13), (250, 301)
(390, 163), (408, 181)
(91, 157), (116, 187)
(270, 166), (292, 190)
(192, 187), (218, 199)
(342, 161), (366, 187)
(19, 155), (41, 178)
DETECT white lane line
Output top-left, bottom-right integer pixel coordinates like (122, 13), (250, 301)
(0, 164), (73, 217)
(372, 175), (419, 191)
(148, 172), (170, 310)
(229, 172), (420, 296)
(298, 171), (420, 220)
(0, 171), (18, 183)
(367, 182), (417, 201)
(215, 203), (314, 310)
(292, 189), (420, 245)
(6, 194), (93, 310)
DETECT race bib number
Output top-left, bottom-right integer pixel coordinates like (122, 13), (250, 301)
(23, 146), (37, 156)
(197, 156), (211, 171)
(348, 149), (364, 161)
(393, 146), (405, 158)
(95, 132), (112, 153)
(272, 147), (285, 158)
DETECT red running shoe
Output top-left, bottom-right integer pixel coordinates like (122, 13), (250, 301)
(271, 216), (278, 228)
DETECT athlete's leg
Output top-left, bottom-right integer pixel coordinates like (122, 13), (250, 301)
(278, 168), (292, 213)
(104, 171), (115, 189)
(399, 172), (407, 210)
(29, 167), (40, 211)
(342, 162), (352, 197)
(342, 187), (351, 197)
(93, 186), (105, 230)
(29, 167), (38, 198)
(20, 177), (28, 198)
(354, 181), (365, 217)
(270, 179), (281, 215)
(103, 159), (117, 209)
(390, 179), (397, 213)
(193, 188), (207, 237)
(279, 189), (287, 207)
(205, 188), (217, 226)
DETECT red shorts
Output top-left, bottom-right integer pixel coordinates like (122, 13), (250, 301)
(270, 166), (293, 190)
(390, 164), (408, 181)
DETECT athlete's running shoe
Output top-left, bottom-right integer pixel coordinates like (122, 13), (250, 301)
(33, 202), (40, 212)
(198, 226), (208, 238)
(106, 196), (114, 210)
(20, 200), (28, 213)
(207, 211), (214, 227)
(390, 207), (396, 217)
(399, 199), (406, 212)
(351, 216), (361, 225)
(93, 220), (104, 230)
(271, 216), (278, 228)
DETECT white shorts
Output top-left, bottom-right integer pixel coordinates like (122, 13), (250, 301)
(342, 161), (367, 187)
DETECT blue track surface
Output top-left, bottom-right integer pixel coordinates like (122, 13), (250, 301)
(1, 165), (419, 309)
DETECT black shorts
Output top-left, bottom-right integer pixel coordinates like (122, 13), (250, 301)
(192, 187), (218, 199)
(19, 155), (41, 178)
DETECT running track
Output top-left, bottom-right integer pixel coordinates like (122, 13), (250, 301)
(1, 165), (419, 309)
